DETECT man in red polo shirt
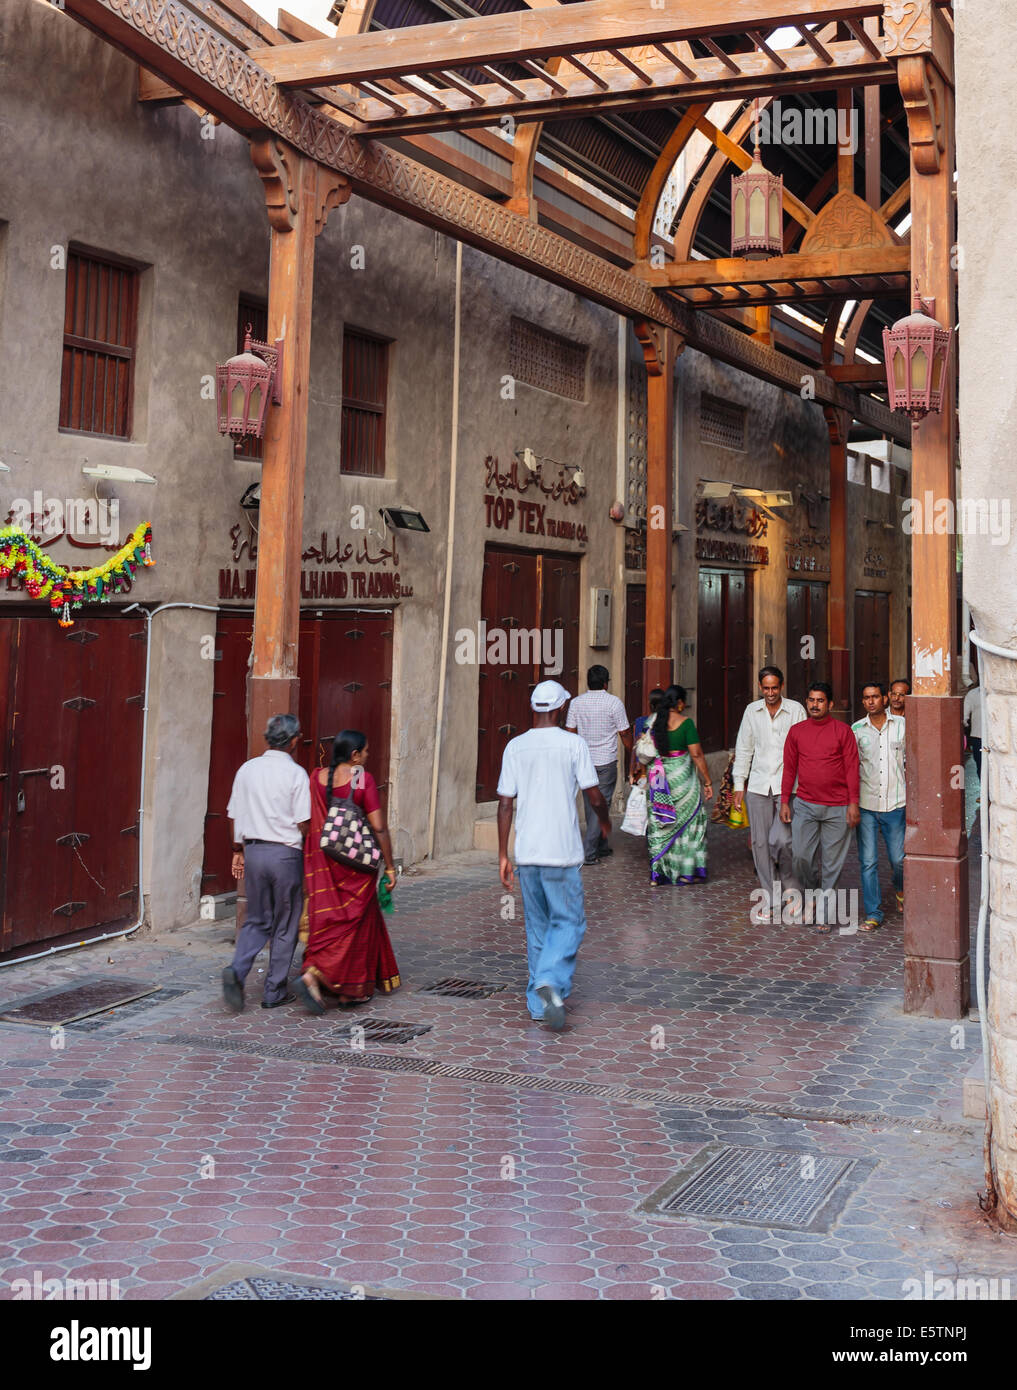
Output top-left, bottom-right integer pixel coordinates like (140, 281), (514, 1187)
(780, 682), (860, 926)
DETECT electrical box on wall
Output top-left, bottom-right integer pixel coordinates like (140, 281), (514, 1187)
(590, 588), (611, 648)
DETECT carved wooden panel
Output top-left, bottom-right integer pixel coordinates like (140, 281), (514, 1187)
(799, 190), (895, 254)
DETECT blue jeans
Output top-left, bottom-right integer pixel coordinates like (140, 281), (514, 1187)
(856, 806), (905, 925)
(516, 865), (587, 1019)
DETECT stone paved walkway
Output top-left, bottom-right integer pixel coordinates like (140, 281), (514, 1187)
(1, 815), (1014, 1301)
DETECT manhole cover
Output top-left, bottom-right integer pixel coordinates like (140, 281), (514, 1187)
(172, 1264), (447, 1301)
(0, 979), (159, 1027)
(333, 1018), (431, 1045)
(641, 1145), (876, 1233)
(418, 978), (505, 999)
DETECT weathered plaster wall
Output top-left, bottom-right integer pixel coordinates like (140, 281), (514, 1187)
(434, 246), (624, 852)
(956, 0), (1017, 1227)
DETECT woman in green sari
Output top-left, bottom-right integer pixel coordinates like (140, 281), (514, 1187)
(646, 684), (714, 886)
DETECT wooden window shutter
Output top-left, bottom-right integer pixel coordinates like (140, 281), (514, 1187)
(59, 249), (139, 439)
(341, 328), (389, 477)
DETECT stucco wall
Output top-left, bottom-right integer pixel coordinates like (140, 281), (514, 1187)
(956, 0), (1017, 1227)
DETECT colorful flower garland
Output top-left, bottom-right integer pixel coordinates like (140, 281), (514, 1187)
(0, 522), (154, 627)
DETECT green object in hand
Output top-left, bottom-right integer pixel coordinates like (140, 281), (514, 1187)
(378, 875), (393, 914)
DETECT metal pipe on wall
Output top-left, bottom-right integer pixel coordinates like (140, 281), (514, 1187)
(426, 239), (463, 860)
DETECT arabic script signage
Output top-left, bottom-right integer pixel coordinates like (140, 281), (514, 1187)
(219, 520), (411, 603)
(484, 455), (589, 545)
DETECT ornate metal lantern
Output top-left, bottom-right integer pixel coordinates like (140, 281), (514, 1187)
(731, 128), (783, 259)
(882, 292), (952, 422)
(216, 326), (283, 440)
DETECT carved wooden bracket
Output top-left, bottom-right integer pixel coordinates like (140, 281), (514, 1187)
(633, 320), (685, 376)
(251, 137), (352, 234)
(881, 0), (933, 58)
(251, 136), (302, 231)
(315, 165), (352, 236)
(823, 404), (850, 447)
(898, 55), (946, 176)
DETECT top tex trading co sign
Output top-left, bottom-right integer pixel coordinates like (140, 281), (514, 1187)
(484, 455), (588, 544)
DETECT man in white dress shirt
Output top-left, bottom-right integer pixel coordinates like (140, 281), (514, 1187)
(852, 683), (906, 931)
(732, 666), (806, 908)
(222, 713), (311, 1012)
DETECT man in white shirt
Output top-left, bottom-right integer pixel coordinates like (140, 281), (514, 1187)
(565, 665), (632, 865)
(851, 683), (906, 932)
(222, 713), (311, 1012)
(498, 681), (610, 1030)
(732, 666), (806, 906)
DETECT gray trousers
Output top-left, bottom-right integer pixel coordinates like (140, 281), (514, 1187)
(791, 799), (852, 891)
(582, 761), (618, 858)
(231, 841), (304, 1004)
(745, 791), (797, 895)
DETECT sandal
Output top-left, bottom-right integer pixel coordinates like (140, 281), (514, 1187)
(859, 917), (881, 933)
(816, 922), (835, 934)
(295, 973), (326, 1015)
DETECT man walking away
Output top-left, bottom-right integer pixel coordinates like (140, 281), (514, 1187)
(498, 680), (610, 1030)
(964, 671), (983, 780)
(889, 678), (911, 718)
(732, 666), (806, 914)
(222, 713), (311, 1011)
(566, 664), (631, 865)
(852, 683), (906, 932)
(780, 683), (860, 932)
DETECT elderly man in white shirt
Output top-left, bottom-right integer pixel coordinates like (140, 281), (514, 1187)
(732, 666), (806, 904)
(222, 712), (311, 1013)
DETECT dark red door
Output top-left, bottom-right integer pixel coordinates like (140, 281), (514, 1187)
(299, 613), (393, 798)
(1, 616), (145, 953)
(786, 580), (829, 705)
(624, 584), (646, 724)
(202, 610), (394, 893)
(201, 614), (253, 898)
(696, 569), (725, 752)
(696, 567), (753, 753)
(476, 547), (539, 802)
(854, 590), (890, 716)
(541, 553), (581, 699)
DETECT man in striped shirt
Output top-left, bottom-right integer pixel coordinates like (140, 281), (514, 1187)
(851, 682), (906, 933)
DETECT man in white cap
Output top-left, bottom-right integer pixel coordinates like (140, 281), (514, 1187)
(496, 680), (611, 1030)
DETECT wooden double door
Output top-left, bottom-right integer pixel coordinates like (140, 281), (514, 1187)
(201, 610), (393, 897)
(624, 583), (646, 725)
(696, 567), (753, 753)
(786, 580), (829, 706)
(0, 615), (145, 954)
(854, 590), (891, 716)
(475, 545), (581, 802)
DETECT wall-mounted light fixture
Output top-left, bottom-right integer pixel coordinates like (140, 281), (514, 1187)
(380, 506), (429, 532)
(81, 462), (157, 484)
(240, 482), (261, 511)
(216, 325), (284, 440)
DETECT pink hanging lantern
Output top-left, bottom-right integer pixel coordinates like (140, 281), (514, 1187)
(882, 289), (952, 422)
(731, 103), (783, 259)
(216, 325), (284, 440)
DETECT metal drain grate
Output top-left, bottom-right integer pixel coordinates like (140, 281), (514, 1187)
(0, 978), (159, 1027)
(156, 1035), (973, 1135)
(207, 1276), (388, 1301)
(69, 987), (191, 1031)
(333, 1018), (431, 1045)
(642, 1145), (877, 1232)
(417, 978), (506, 1000)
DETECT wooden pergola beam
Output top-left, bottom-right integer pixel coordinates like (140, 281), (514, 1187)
(635, 244), (910, 288)
(251, 0), (886, 88)
(351, 39), (894, 135)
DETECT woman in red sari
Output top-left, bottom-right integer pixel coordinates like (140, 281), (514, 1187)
(296, 730), (400, 1014)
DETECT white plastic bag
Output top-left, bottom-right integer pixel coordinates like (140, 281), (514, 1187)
(620, 784), (648, 837)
